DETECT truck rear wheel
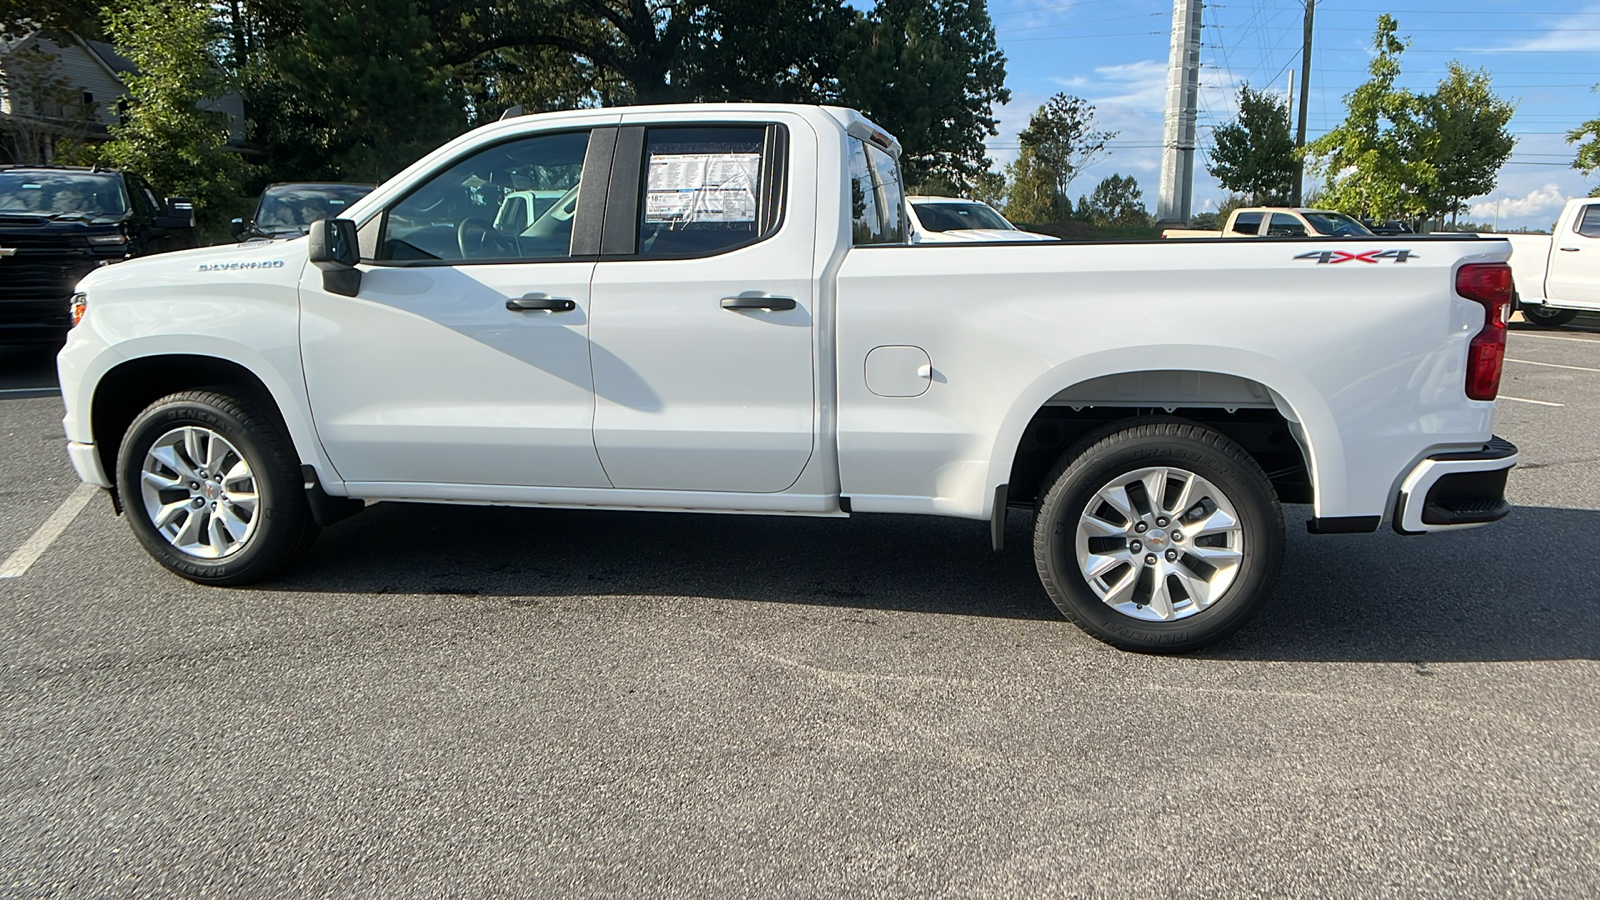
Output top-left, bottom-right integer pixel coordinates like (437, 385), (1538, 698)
(1032, 420), (1284, 653)
(116, 389), (318, 585)
(1520, 304), (1577, 328)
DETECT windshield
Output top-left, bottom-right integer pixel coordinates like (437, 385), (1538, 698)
(913, 201), (1013, 233)
(0, 171), (128, 219)
(1303, 211), (1373, 237)
(254, 183), (375, 235)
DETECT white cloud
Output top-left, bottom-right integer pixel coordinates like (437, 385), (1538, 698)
(1468, 183), (1571, 222)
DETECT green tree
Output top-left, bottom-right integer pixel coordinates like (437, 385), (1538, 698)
(680, 0), (853, 104)
(970, 168), (1006, 210)
(249, 0), (465, 183)
(1414, 62), (1515, 223)
(1572, 88), (1600, 197)
(92, 0), (250, 225)
(837, 0), (1010, 189)
(1078, 173), (1149, 226)
(1, 1), (103, 40)
(1206, 84), (1294, 206)
(1002, 145), (1068, 224)
(1306, 15), (1430, 220)
(1015, 93), (1113, 202)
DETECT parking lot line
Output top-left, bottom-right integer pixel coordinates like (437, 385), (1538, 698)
(1509, 332), (1600, 345)
(0, 483), (97, 580)
(1505, 358), (1600, 374)
(1500, 396), (1564, 407)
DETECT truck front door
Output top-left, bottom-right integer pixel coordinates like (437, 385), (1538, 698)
(300, 124), (617, 489)
(1547, 202), (1600, 307)
(587, 116), (818, 493)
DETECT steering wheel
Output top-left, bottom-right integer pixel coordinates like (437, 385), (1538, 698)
(456, 217), (517, 259)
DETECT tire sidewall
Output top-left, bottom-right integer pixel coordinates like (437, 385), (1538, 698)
(117, 396), (295, 584)
(1036, 428), (1283, 652)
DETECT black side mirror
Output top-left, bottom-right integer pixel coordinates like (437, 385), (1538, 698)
(158, 197), (196, 229)
(307, 218), (361, 296)
(229, 217), (246, 240)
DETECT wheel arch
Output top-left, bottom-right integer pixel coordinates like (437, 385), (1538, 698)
(987, 354), (1344, 517)
(90, 350), (332, 491)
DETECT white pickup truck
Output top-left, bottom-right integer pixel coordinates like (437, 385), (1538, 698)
(1162, 207), (1375, 240)
(58, 103), (1519, 653)
(1503, 197), (1600, 327)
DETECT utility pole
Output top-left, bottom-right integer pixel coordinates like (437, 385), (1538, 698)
(1156, 0), (1203, 224)
(1291, 0), (1316, 207)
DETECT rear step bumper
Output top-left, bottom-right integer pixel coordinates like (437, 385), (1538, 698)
(1393, 436), (1518, 535)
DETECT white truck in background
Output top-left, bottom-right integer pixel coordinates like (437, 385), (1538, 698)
(1503, 197), (1600, 328)
(58, 103), (1520, 654)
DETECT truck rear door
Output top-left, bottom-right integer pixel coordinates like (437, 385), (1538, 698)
(1546, 201), (1600, 307)
(587, 114), (817, 493)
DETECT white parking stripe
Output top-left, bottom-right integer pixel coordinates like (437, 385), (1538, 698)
(0, 484), (97, 579)
(1505, 358), (1600, 374)
(1499, 396), (1564, 407)
(1509, 332), (1600, 345)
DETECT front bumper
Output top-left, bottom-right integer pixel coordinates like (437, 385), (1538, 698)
(1393, 436), (1517, 534)
(67, 440), (112, 489)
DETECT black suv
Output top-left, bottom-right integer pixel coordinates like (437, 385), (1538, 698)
(0, 166), (195, 343)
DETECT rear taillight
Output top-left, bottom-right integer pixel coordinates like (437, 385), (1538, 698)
(1457, 263), (1512, 401)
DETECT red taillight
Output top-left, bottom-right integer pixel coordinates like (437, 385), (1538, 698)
(1457, 263), (1512, 401)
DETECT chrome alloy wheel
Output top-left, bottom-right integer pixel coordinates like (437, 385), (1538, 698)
(138, 426), (259, 559)
(1074, 466), (1245, 622)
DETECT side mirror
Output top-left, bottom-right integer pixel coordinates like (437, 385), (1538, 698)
(229, 217), (246, 240)
(158, 197), (196, 229)
(307, 218), (361, 296)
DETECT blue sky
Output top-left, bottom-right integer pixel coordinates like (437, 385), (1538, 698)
(980, 0), (1600, 228)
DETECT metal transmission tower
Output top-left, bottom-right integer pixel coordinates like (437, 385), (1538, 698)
(1155, 0), (1204, 224)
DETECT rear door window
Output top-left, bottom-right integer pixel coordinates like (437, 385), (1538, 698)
(1230, 212), (1263, 235)
(636, 125), (781, 258)
(849, 138), (906, 245)
(1577, 204), (1600, 238)
(1265, 213), (1306, 237)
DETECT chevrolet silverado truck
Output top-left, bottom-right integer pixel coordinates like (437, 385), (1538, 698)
(58, 104), (1519, 653)
(1162, 207), (1375, 240)
(1503, 197), (1600, 328)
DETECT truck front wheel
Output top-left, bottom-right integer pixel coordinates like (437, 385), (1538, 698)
(116, 389), (318, 585)
(1032, 420), (1284, 653)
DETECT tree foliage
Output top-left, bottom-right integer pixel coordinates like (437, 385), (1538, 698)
(1573, 88), (1600, 197)
(90, 0), (250, 222)
(1206, 84), (1294, 206)
(835, 0), (1010, 189)
(1078, 173), (1149, 227)
(1309, 15), (1515, 222)
(1305, 15), (1425, 220)
(1001, 93), (1111, 224)
(1415, 62), (1515, 221)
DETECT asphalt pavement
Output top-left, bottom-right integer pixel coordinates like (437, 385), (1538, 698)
(1, 318), (1597, 898)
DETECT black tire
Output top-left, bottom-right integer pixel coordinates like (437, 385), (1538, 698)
(1032, 419), (1284, 653)
(1521, 304), (1577, 328)
(116, 388), (318, 585)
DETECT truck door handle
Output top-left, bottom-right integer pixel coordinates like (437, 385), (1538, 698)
(1558, 247), (1580, 252)
(507, 293), (575, 312)
(721, 295), (796, 311)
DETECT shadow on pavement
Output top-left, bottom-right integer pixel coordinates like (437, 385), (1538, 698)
(259, 500), (1599, 663)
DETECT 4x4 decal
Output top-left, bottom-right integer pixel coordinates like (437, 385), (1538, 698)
(1295, 249), (1417, 264)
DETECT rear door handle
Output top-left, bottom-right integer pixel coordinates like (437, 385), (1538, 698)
(721, 294), (796, 311)
(507, 293), (576, 312)
(1558, 247), (1580, 252)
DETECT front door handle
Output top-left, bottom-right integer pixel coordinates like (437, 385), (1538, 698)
(721, 294), (796, 311)
(1558, 247), (1580, 252)
(507, 293), (576, 312)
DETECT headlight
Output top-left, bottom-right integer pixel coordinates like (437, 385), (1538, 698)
(70, 292), (88, 328)
(87, 233), (128, 246)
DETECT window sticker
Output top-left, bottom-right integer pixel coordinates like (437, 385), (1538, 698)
(644, 153), (761, 224)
